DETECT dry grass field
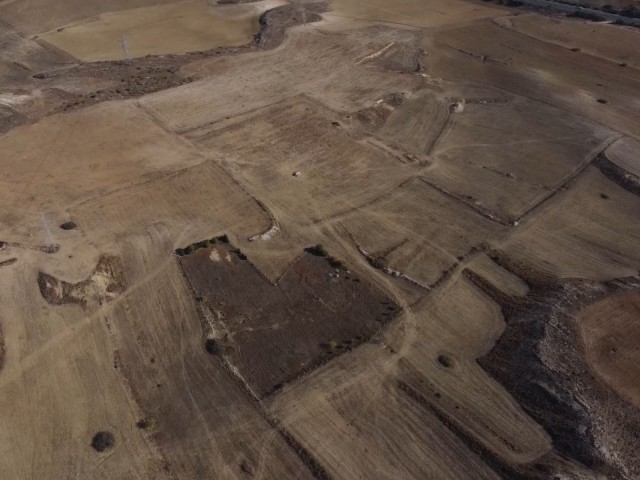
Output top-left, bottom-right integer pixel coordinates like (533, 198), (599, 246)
(42, 0), (283, 61)
(324, 0), (505, 29)
(498, 167), (640, 280)
(423, 96), (613, 222)
(606, 136), (640, 176)
(427, 17), (640, 138)
(0, 0), (639, 479)
(577, 290), (640, 408)
(335, 177), (506, 286)
(268, 344), (504, 480)
(0, 100), (206, 242)
(497, 14), (640, 66)
(0, 0), (186, 35)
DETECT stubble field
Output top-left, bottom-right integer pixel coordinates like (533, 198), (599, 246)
(0, 0), (639, 479)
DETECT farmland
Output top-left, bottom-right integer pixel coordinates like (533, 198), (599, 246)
(0, 0), (639, 479)
(41, 1), (284, 61)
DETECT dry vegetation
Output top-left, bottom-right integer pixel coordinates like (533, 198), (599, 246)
(41, 0), (284, 61)
(577, 290), (640, 408)
(0, 0), (639, 479)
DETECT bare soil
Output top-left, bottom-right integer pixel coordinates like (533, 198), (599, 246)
(180, 244), (399, 398)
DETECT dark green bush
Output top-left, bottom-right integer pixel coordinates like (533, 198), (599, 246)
(136, 418), (155, 429)
(328, 257), (346, 270)
(59, 221), (77, 230)
(91, 431), (115, 452)
(437, 355), (453, 368)
(307, 244), (328, 257)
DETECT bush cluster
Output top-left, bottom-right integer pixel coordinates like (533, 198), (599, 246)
(91, 431), (115, 452)
(306, 244), (328, 257)
(175, 234), (230, 256)
(306, 245), (348, 271)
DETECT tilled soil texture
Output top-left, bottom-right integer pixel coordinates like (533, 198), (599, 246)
(180, 244), (400, 398)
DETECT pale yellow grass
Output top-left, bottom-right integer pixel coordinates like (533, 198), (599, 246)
(499, 167), (640, 280)
(496, 13), (640, 66)
(0, 100), (204, 243)
(41, 0), (283, 61)
(268, 345), (502, 480)
(0, 0), (182, 36)
(323, 0), (505, 30)
(424, 97), (613, 220)
(0, 257), (169, 479)
(336, 178), (505, 286)
(70, 160), (271, 250)
(467, 253), (529, 297)
(606, 136), (640, 177)
(386, 276), (551, 463)
(143, 27), (422, 133)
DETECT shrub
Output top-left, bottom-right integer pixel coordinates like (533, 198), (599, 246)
(206, 338), (235, 356)
(233, 249), (247, 260)
(136, 418), (156, 430)
(241, 460), (257, 476)
(59, 221), (77, 230)
(91, 431), (115, 452)
(328, 257), (346, 270)
(370, 257), (387, 270)
(205, 338), (220, 355)
(437, 354), (453, 368)
(307, 244), (328, 257)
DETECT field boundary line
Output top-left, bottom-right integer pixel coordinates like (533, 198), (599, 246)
(175, 254), (334, 479)
(512, 134), (621, 225)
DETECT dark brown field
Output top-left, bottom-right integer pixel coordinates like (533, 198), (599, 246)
(180, 244), (398, 398)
